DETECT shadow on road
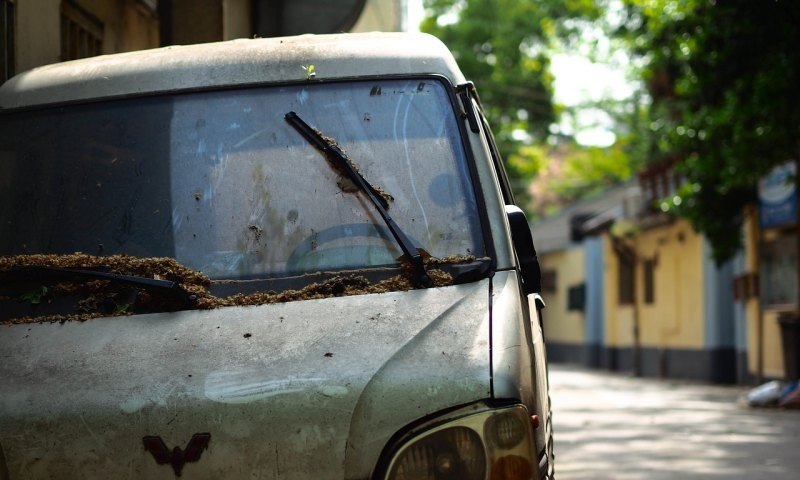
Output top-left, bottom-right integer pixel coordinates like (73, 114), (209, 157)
(550, 364), (800, 479)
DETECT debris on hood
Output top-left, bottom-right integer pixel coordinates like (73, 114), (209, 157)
(0, 253), (474, 325)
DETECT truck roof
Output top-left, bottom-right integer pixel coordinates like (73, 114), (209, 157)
(0, 32), (466, 110)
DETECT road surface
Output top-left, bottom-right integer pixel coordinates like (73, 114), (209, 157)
(549, 364), (800, 479)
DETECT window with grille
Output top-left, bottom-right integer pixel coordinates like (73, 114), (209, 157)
(567, 283), (586, 312)
(1, 0), (14, 82)
(61, 1), (103, 61)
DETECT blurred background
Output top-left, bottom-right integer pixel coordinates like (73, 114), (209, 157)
(415, 0), (800, 389)
(3, 0), (799, 399)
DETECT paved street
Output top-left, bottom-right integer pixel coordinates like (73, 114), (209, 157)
(549, 364), (800, 479)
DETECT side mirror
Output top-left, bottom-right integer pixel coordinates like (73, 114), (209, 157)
(505, 205), (541, 296)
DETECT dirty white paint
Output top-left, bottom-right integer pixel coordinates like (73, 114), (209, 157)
(318, 385), (349, 398)
(118, 397), (149, 414)
(1, 34), (467, 110)
(1, 282), (495, 479)
(205, 372), (327, 404)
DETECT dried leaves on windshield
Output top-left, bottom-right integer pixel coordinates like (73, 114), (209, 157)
(313, 128), (394, 206)
(0, 253), (473, 325)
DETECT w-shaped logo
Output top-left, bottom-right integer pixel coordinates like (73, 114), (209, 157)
(143, 433), (211, 477)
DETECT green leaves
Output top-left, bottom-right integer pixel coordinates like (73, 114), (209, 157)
(20, 286), (48, 305)
(421, 0), (604, 212)
(549, 141), (634, 200)
(301, 64), (316, 80)
(423, 0), (604, 139)
(113, 302), (132, 315)
(615, 0), (800, 263)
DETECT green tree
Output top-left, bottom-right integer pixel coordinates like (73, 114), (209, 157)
(420, 0), (602, 208)
(617, 0), (800, 263)
(551, 139), (634, 198)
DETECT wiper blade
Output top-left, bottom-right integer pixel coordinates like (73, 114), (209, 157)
(285, 111), (432, 288)
(1, 265), (198, 306)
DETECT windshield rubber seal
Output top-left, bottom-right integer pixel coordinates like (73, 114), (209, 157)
(443, 79), (498, 274)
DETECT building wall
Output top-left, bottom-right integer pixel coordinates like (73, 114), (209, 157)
(536, 179), (793, 383)
(602, 220), (706, 350)
(740, 206), (789, 380)
(731, 249), (750, 383)
(600, 219), (741, 381)
(223, 0), (251, 40)
(584, 237), (605, 347)
(703, 239), (736, 350)
(352, 0), (403, 32)
(13, 0), (159, 75)
(171, 0), (221, 45)
(543, 216), (745, 382)
(10, 0), (399, 78)
(16, 0), (60, 72)
(743, 208), (762, 378)
(760, 310), (787, 378)
(117, 0), (159, 52)
(603, 234), (634, 349)
(75, 0), (156, 53)
(539, 246), (586, 348)
(635, 219), (705, 350)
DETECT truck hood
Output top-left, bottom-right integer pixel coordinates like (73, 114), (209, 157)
(0, 279), (491, 479)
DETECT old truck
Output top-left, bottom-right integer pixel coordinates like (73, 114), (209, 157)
(0, 32), (552, 479)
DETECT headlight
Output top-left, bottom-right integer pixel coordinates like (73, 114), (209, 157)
(383, 405), (536, 480)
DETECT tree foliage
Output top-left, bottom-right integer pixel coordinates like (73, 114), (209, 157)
(617, 0), (800, 263)
(420, 0), (602, 208)
(552, 140), (633, 196)
(526, 135), (637, 217)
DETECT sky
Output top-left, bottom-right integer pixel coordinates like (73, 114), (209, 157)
(406, 0), (634, 147)
(550, 51), (634, 147)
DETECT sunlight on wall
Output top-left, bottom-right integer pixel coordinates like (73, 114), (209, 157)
(540, 247), (587, 344)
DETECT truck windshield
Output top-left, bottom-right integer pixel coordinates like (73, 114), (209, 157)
(0, 78), (486, 284)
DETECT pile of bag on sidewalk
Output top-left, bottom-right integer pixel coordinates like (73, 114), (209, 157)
(746, 380), (800, 408)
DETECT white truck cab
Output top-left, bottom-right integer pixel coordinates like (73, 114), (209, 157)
(0, 32), (552, 480)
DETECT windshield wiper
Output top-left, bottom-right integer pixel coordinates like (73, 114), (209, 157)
(285, 111), (433, 288)
(0, 266), (198, 306)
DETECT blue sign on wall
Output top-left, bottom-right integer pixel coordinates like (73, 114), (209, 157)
(759, 162), (797, 229)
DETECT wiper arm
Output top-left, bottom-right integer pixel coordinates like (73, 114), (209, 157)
(1, 266), (198, 306)
(285, 111), (432, 288)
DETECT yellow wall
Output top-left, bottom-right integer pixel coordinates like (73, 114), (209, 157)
(223, 0), (252, 40)
(16, 0), (61, 72)
(603, 220), (705, 350)
(118, 1), (160, 52)
(743, 206), (763, 376)
(14, 1), (159, 74)
(71, 0), (159, 53)
(171, 0), (221, 45)
(537, 197), (790, 381)
(635, 219), (705, 349)
(539, 247), (586, 344)
(742, 207), (787, 378)
(759, 310), (788, 378)
(352, 0), (403, 32)
(603, 235), (634, 348)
